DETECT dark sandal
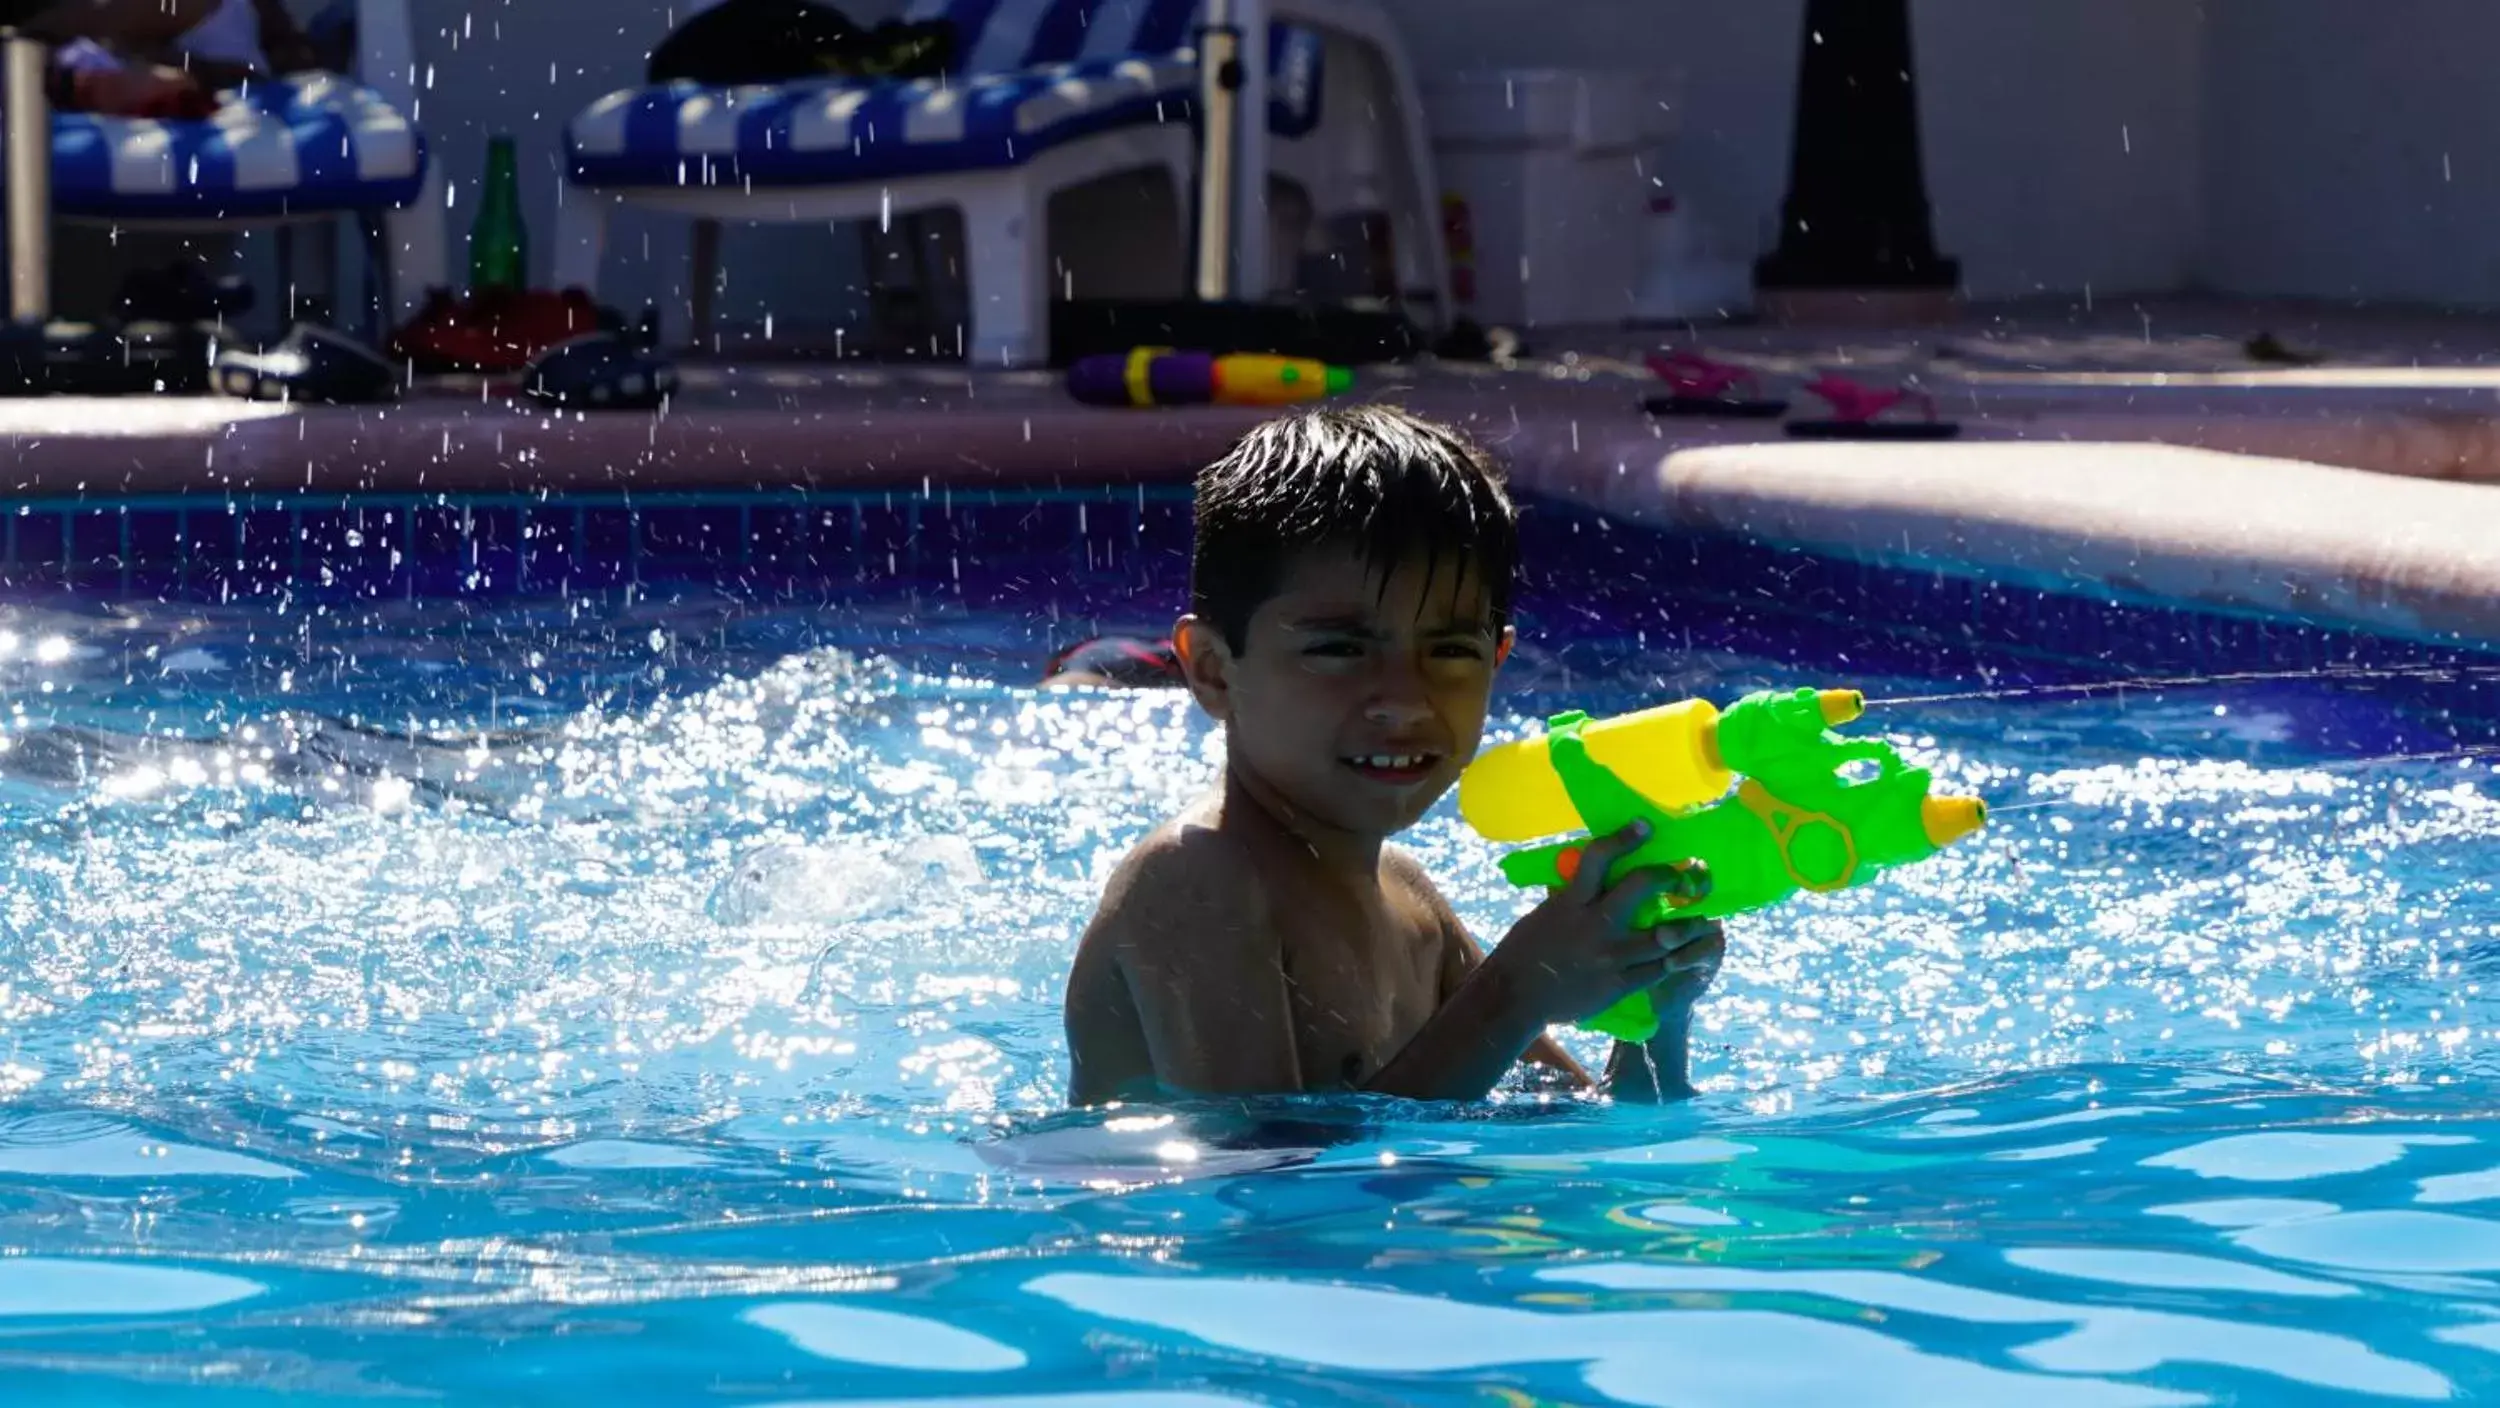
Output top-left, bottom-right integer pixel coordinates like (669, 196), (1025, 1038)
(521, 332), (678, 411)
(213, 322), (400, 405)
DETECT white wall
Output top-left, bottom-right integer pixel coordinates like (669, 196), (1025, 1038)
(1380, 0), (2500, 311)
(2200, 0), (2500, 306)
(1384, 0), (2205, 303)
(1916, 0), (2202, 299)
(1382, 0), (1802, 284)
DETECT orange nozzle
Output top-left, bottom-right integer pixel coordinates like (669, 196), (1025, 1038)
(1818, 690), (1865, 726)
(1920, 795), (1988, 847)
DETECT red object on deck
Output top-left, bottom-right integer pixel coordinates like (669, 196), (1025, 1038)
(391, 287), (611, 374)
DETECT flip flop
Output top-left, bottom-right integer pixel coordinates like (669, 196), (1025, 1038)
(213, 322), (400, 405)
(1642, 348), (1789, 418)
(521, 332), (678, 411)
(1785, 372), (1960, 440)
(2244, 331), (2327, 367)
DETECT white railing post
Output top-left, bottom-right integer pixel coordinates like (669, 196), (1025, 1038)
(1193, 0), (1243, 301)
(1227, 0), (1269, 300)
(2, 29), (48, 322)
(1192, 0), (1273, 302)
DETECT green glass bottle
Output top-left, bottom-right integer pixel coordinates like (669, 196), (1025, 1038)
(470, 135), (528, 293)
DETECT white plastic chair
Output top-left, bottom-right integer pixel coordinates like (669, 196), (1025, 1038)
(555, 0), (1451, 366)
(45, 0), (442, 335)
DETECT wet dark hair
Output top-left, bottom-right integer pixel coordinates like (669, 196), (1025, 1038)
(1190, 404), (1517, 653)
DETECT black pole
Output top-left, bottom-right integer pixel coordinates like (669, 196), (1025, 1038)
(1754, 0), (1957, 295)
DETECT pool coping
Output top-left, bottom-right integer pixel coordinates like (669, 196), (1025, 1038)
(1426, 380), (2500, 653)
(1487, 423), (2500, 652)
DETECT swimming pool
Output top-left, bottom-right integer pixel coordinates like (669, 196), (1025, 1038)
(4, 487), (2500, 1404)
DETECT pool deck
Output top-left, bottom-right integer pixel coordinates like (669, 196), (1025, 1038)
(8, 294), (2500, 646)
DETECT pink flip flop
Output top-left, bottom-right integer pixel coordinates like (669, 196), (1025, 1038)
(1786, 372), (1961, 440)
(1642, 349), (1790, 419)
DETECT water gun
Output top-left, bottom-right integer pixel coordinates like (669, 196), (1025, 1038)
(1458, 687), (1989, 1041)
(1065, 346), (1352, 408)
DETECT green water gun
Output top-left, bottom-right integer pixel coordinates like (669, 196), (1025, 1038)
(1458, 687), (1989, 1041)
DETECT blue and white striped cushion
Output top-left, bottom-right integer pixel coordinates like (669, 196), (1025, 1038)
(566, 0), (1323, 191)
(53, 73), (428, 220)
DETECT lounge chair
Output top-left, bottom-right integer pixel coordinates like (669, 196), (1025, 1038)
(558, 0), (1451, 366)
(48, 0), (436, 340)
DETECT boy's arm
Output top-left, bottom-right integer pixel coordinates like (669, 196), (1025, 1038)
(1601, 919), (1725, 1102)
(1431, 929), (1706, 1102)
(1403, 850), (1723, 1103)
(1363, 947), (1549, 1101)
(1100, 837), (1305, 1096)
(1360, 853), (1590, 1101)
(1433, 918), (1593, 1088)
(1602, 1012), (1697, 1101)
(1370, 828), (1698, 1102)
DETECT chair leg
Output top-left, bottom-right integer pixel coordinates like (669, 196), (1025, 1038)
(858, 213), (924, 356)
(906, 211), (958, 356)
(385, 175), (451, 326)
(359, 212), (392, 345)
(688, 217), (722, 354)
(1167, 157), (1197, 293)
(957, 182), (1045, 368)
(551, 187), (610, 293)
(274, 223), (296, 328)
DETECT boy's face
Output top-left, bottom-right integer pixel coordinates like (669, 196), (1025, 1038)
(1178, 547), (1512, 842)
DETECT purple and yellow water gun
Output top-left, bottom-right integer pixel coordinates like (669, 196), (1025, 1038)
(1066, 346), (1353, 408)
(1459, 687), (1989, 1041)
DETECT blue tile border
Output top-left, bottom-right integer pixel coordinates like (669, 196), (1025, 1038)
(0, 485), (1188, 606)
(3, 484), (2497, 721)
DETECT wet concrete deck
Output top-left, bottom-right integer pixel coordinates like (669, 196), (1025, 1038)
(6, 294), (2500, 644)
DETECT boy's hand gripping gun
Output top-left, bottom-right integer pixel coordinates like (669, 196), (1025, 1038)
(1458, 688), (1989, 1041)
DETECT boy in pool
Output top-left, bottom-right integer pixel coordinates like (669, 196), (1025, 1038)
(1063, 406), (1725, 1105)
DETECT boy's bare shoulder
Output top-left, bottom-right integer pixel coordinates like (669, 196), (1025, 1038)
(1085, 817), (1275, 957)
(1381, 845), (1464, 925)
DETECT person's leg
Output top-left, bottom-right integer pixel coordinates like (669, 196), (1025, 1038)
(19, 0), (224, 47)
(1040, 636), (1184, 690)
(59, 60), (215, 118)
(172, 53), (254, 87)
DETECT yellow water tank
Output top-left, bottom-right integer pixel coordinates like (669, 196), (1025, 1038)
(1459, 690), (1867, 842)
(1460, 698), (1730, 842)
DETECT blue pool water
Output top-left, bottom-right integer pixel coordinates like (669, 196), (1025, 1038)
(4, 556), (2500, 1403)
